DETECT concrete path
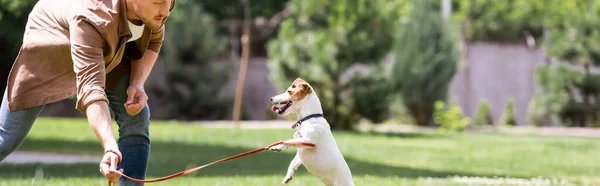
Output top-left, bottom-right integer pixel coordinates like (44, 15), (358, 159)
(1, 152), (100, 164)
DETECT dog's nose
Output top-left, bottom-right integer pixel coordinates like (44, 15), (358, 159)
(270, 97), (273, 102)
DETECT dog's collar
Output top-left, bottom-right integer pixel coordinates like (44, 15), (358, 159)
(292, 114), (324, 129)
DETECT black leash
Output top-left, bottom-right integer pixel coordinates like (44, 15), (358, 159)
(291, 114), (324, 129)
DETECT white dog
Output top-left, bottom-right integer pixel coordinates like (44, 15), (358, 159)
(269, 78), (354, 186)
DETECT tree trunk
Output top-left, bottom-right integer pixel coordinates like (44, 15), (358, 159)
(408, 104), (435, 126)
(232, 0), (251, 124)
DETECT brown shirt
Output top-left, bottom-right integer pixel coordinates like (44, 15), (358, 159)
(6, 0), (172, 113)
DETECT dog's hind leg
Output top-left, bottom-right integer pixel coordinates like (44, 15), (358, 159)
(283, 153), (302, 184)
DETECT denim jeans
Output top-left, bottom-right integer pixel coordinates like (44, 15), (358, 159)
(0, 72), (151, 186)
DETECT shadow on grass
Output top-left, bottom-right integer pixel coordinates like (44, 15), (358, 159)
(1, 138), (502, 180)
(343, 130), (449, 139)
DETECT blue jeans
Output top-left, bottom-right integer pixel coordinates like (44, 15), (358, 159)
(0, 72), (151, 186)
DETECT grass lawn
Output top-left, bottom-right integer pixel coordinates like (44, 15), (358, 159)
(1, 117), (600, 186)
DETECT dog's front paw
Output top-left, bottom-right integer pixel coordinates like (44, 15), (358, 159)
(282, 175), (292, 184)
(269, 144), (286, 152)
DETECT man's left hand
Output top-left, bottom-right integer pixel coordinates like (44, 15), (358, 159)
(125, 84), (148, 116)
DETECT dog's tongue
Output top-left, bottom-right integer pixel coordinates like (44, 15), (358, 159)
(271, 105), (278, 112)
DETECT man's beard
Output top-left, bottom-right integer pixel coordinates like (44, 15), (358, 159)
(136, 12), (163, 30)
(140, 17), (162, 30)
(147, 23), (162, 31)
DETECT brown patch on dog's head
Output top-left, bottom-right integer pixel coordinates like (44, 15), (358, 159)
(288, 78), (313, 102)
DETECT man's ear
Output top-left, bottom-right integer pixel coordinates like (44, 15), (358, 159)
(169, 0), (176, 11)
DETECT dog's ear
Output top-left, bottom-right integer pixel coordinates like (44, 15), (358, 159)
(300, 83), (312, 95)
(291, 82), (312, 101)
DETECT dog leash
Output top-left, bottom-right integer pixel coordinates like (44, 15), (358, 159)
(107, 141), (292, 184)
(108, 155), (118, 186)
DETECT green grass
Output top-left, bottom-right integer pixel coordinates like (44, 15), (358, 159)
(2, 117), (600, 186)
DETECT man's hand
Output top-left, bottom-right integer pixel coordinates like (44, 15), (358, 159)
(125, 84), (148, 116)
(99, 150), (123, 183)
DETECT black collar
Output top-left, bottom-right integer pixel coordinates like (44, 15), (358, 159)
(292, 114), (324, 129)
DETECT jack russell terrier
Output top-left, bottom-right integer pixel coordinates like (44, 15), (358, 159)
(268, 78), (354, 186)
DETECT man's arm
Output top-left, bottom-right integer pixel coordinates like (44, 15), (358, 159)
(123, 25), (164, 115)
(86, 102), (119, 152)
(129, 49), (158, 86)
(70, 16), (117, 151)
(130, 23), (164, 86)
(70, 16), (122, 181)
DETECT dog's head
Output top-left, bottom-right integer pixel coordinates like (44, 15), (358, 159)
(270, 78), (313, 116)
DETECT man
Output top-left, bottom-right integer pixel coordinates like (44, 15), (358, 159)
(0, 0), (174, 185)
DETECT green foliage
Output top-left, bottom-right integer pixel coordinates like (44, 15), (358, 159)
(474, 100), (493, 125)
(434, 101), (471, 133)
(453, 0), (549, 43)
(199, 0), (289, 20)
(544, 1), (600, 65)
(157, 1), (242, 120)
(452, 0), (597, 43)
(527, 96), (549, 126)
(532, 1), (600, 127)
(0, 0), (37, 53)
(530, 64), (584, 126)
(501, 97), (518, 126)
(536, 64), (583, 109)
(267, 0), (404, 129)
(0, 0), (39, 98)
(558, 69), (600, 127)
(390, 0), (459, 126)
(351, 70), (392, 124)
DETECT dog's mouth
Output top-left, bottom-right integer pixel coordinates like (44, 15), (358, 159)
(271, 100), (292, 114)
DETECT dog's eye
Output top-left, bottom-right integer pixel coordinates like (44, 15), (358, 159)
(292, 85), (296, 88)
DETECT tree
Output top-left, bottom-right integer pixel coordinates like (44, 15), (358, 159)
(153, 1), (244, 120)
(196, 0), (291, 58)
(267, 0), (405, 129)
(390, 0), (460, 126)
(530, 64), (584, 126)
(452, 0), (578, 44)
(534, 0), (600, 127)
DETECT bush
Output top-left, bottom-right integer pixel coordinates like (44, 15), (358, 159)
(434, 101), (471, 133)
(527, 97), (548, 126)
(390, 0), (460, 126)
(501, 98), (518, 126)
(474, 100), (493, 125)
(157, 1), (238, 120)
(351, 71), (393, 124)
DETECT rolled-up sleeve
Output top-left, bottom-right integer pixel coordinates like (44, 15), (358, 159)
(69, 16), (108, 114)
(147, 24), (165, 53)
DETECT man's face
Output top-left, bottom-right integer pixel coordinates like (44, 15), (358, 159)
(132, 0), (172, 30)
